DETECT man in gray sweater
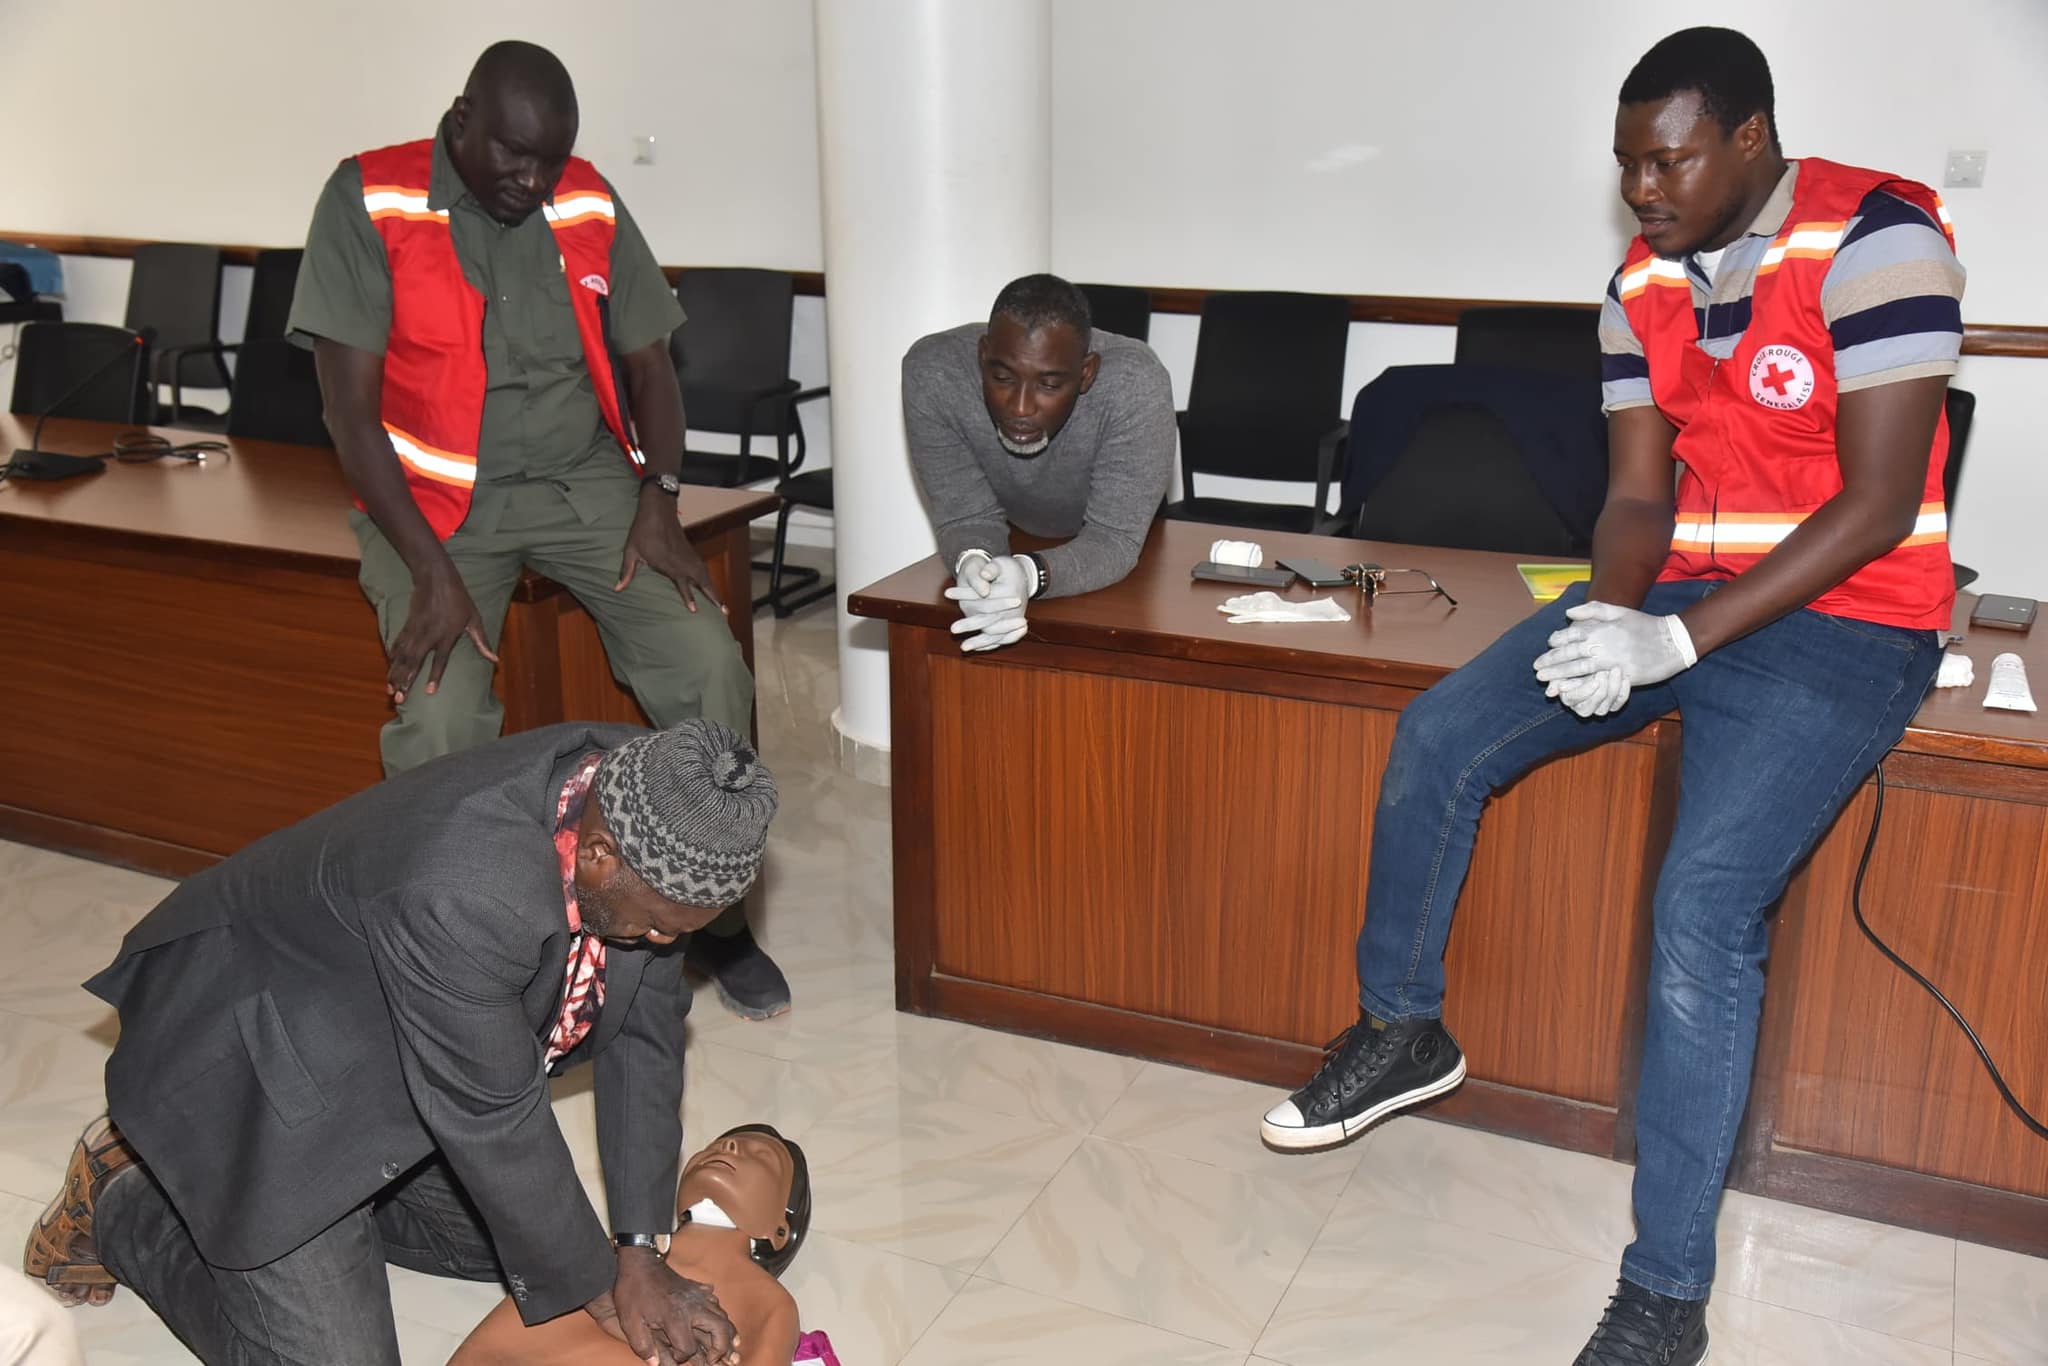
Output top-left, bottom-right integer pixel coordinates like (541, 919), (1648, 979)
(903, 274), (1176, 650)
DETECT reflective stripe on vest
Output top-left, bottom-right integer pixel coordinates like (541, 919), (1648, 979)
(361, 185), (447, 223)
(383, 422), (477, 488)
(543, 194), (615, 229)
(1672, 502), (1947, 556)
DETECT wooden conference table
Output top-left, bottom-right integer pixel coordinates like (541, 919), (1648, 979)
(0, 415), (777, 876)
(851, 517), (2048, 1255)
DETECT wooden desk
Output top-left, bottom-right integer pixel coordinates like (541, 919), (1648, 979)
(0, 416), (777, 875)
(851, 518), (2048, 1255)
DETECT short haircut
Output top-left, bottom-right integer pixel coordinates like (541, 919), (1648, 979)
(465, 39), (578, 121)
(1619, 27), (1779, 153)
(989, 274), (1092, 351)
(721, 1123), (811, 1279)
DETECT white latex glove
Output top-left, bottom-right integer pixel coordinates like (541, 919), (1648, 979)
(945, 553), (1037, 652)
(951, 605), (1026, 652)
(1217, 591), (1352, 624)
(1532, 601), (1697, 702)
(950, 548), (1000, 599)
(1553, 665), (1631, 718)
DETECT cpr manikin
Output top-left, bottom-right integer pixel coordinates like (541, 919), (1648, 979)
(452, 1125), (812, 1366)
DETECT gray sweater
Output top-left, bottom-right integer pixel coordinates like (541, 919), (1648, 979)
(902, 323), (1176, 597)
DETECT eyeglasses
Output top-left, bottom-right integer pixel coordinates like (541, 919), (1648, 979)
(1341, 563), (1458, 607)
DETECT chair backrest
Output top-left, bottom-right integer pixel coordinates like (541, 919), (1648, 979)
(244, 248), (306, 344)
(1941, 386), (1975, 514)
(1187, 290), (1351, 419)
(1077, 283), (1154, 343)
(226, 339), (331, 446)
(1353, 405), (1582, 556)
(669, 268), (796, 435)
(1454, 306), (1604, 383)
(9, 321), (151, 423)
(125, 242), (226, 387)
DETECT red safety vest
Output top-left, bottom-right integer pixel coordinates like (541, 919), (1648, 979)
(1617, 158), (1956, 630)
(353, 139), (642, 539)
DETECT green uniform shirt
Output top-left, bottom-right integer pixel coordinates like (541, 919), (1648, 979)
(287, 128), (684, 533)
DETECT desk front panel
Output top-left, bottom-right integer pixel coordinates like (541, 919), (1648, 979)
(1756, 753), (2048, 1204)
(907, 629), (1666, 1145)
(1, 527), (389, 870)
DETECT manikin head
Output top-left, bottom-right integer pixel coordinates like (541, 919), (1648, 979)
(445, 40), (580, 225)
(1614, 27), (1787, 259)
(678, 1124), (814, 1278)
(977, 274), (1101, 458)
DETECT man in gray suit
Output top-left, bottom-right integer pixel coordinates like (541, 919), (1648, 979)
(23, 720), (776, 1366)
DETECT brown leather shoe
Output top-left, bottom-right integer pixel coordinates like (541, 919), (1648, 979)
(23, 1115), (141, 1307)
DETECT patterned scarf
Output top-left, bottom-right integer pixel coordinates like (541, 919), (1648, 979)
(544, 752), (607, 1069)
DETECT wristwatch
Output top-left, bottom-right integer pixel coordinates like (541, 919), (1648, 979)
(1025, 551), (1050, 598)
(614, 1232), (660, 1251)
(642, 472), (682, 497)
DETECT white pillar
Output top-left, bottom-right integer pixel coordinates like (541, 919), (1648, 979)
(812, 0), (1052, 774)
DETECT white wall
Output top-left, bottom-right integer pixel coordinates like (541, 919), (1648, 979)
(7, 0), (2044, 591)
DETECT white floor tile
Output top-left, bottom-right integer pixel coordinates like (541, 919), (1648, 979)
(981, 1135), (1348, 1350)
(1956, 1236), (2048, 1364)
(897, 1276), (1244, 1366)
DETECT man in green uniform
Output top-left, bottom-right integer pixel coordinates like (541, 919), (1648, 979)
(288, 39), (789, 1017)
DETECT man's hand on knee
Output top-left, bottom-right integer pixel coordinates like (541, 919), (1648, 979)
(390, 564), (498, 704)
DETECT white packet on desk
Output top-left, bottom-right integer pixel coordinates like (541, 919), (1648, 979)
(1935, 652), (1974, 688)
(1983, 653), (2037, 713)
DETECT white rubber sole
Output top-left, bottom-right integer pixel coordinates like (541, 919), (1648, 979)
(1259, 1056), (1468, 1151)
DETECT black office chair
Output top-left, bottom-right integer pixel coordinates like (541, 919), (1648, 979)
(9, 321), (151, 423)
(1162, 290), (1352, 533)
(125, 242), (228, 424)
(1942, 386), (1977, 589)
(1077, 283), (1153, 343)
(224, 339), (331, 447)
(1453, 306), (1604, 383)
(172, 248), (307, 424)
(667, 268), (831, 613)
(1353, 407), (1583, 556)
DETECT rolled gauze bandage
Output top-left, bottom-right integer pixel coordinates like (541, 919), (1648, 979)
(1209, 538), (1264, 568)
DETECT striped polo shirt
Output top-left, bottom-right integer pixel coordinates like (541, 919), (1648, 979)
(1599, 161), (1965, 413)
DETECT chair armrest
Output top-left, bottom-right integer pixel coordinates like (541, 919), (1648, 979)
(161, 340), (231, 420)
(1314, 420), (1349, 526)
(792, 385), (830, 407)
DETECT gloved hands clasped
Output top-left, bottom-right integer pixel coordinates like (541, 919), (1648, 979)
(1531, 600), (1698, 717)
(945, 549), (1039, 652)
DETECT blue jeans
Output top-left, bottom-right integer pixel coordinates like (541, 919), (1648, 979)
(1355, 580), (1940, 1298)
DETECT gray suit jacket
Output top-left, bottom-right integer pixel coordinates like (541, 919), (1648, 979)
(87, 723), (688, 1324)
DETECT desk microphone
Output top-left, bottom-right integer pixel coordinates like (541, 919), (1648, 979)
(5, 325), (155, 479)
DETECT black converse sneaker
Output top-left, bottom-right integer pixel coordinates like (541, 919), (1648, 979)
(1574, 1279), (1709, 1365)
(1259, 1009), (1465, 1150)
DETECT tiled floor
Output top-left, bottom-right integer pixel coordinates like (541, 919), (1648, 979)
(3, 584), (2043, 1364)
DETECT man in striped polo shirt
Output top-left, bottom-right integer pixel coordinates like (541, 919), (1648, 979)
(1259, 28), (1961, 1365)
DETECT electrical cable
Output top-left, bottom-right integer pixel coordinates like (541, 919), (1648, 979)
(1852, 761), (2048, 1139)
(109, 430), (229, 464)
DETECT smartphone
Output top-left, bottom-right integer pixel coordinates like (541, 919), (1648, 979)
(1970, 594), (2038, 632)
(1276, 555), (1349, 588)
(1191, 561), (1296, 589)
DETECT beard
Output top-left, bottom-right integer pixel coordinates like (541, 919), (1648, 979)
(577, 865), (638, 940)
(996, 429), (1051, 457)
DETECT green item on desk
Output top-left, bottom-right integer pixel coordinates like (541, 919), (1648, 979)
(1518, 562), (1591, 603)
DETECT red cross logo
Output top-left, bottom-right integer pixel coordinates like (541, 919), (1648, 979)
(1749, 345), (1813, 410)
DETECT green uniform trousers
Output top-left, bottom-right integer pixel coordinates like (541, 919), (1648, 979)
(352, 477), (755, 933)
